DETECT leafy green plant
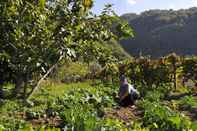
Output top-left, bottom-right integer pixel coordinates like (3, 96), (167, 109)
(25, 109), (43, 119)
(0, 125), (5, 131)
(144, 90), (165, 102)
(52, 85), (121, 130)
(180, 96), (197, 109)
(138, 99), (192, 130)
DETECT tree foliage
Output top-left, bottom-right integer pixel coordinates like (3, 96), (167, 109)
(0, 0), (133, 98)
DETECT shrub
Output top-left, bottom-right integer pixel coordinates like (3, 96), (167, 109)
(138, 100), (192, 130)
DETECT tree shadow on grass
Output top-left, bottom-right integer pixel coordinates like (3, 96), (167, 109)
(165, 92), (197, 101)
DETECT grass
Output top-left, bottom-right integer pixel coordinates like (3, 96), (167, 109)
(53, 62), (89, 82)
(31, 80), (92, 99)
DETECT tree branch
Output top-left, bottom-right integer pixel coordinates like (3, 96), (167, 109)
(26, 55), (64, 99)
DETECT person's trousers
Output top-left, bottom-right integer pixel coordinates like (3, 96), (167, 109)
(120, 93), (135, 107)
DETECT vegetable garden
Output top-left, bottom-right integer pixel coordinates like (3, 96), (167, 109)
(0, 0), (197, 130)
(0, 54), (197, 130)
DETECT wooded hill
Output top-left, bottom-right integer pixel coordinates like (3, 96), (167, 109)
(120, 7), (197, 57)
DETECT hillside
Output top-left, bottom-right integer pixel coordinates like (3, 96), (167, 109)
(120, 7), (197, 57)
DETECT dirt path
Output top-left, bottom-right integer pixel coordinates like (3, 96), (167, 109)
(17, 112), (64, 128)
(104, 105), (144, 124)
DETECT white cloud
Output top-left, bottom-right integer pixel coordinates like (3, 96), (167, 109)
(169, 4), (175, 9)
(127, 0), (137, 5)
(191, 0), (197, 6)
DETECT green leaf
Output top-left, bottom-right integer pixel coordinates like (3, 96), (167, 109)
(169, 116), (181, 129)
(191, 122), (197, 130)
(153, 123), (158, 128)
(39, 0), (45, 9)
(0, 125), (5, 131)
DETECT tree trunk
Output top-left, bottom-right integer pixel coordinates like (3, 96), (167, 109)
(23, 73), (31, 99)
(173, 64), (177, 91)
(13, 75), (24, 97)
(0, 88), (3, 98)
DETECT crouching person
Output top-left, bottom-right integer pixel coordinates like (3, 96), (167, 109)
(118, 75), (139, 107)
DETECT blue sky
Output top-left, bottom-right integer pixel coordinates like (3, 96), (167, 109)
(92, 0), (197, 15)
